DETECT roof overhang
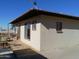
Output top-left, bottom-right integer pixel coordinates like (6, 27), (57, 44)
(10, 8), (79, 24)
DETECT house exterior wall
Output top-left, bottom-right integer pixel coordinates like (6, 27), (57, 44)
(39, 15), (79, 59)
(20, 16), (41, 51)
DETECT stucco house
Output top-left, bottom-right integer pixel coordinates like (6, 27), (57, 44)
(10, 8), (79, 59)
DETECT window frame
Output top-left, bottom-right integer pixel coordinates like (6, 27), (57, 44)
(32, 21), (37, 31)
(24, 23), (30, 40)
(56, 22), (63, 33)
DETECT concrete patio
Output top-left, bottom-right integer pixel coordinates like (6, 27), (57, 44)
(8, 39), (47, 59)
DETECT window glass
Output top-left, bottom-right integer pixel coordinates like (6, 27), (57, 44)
(32, 21), (37, 30)
(56, 22), (62, 33)
(24, 23), (30, 40)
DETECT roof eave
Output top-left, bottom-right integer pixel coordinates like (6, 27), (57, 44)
(10, 9), (79, 24)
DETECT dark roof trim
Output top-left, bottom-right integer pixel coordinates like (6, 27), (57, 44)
(10, 8), (79, 24)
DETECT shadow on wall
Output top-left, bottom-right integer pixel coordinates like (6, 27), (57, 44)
(13, 49), (48, 59)
(41, 20), (79, 30)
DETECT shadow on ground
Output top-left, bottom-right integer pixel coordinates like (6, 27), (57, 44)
(13, 49), (47, 59)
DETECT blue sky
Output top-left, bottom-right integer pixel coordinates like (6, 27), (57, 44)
(0, 0), (79, 28)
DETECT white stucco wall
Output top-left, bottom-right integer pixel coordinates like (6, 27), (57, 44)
(20, 17), (41, 51)
(18, 15), (79, 59)
(39, 15), (79, 59)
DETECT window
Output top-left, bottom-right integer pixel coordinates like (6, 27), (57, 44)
(56, 22), (62, 33)
(32, 21), (37, 30)
(17, 26), (20, 39)
(11, 25), (16, 32)
(24, 23), (30, 40)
